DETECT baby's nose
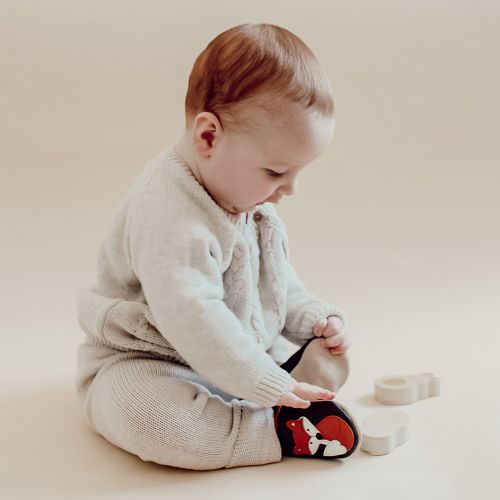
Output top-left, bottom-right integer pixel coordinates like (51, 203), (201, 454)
(280, 177), (298, 196)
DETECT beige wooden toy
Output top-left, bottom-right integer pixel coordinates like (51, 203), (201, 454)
(374, 372), (440, 405)
(361, 410), (410, 455)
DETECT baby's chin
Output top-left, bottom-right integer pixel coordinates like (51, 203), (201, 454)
(222, 199), (269, 214)
(221, 203), (250, 214)
(228, 203), (263, 213)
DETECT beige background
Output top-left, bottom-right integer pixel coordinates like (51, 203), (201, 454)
(1, 1), (499, 499)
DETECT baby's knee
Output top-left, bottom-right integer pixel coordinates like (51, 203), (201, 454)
(122, 395), (239, 470)
(87, 368), (239, 470)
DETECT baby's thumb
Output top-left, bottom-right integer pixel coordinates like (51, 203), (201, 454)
(313, 317), (328, 336)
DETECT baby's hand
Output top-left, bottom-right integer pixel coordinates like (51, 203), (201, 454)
(313, 315), (352, 355)
(276, 380), (335, 409)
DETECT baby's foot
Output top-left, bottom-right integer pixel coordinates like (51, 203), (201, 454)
(273, 400), (361, 459)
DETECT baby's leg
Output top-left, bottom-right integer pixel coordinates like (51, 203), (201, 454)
(80, 356), (282, 470)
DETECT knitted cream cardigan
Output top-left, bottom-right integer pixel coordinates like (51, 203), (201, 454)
(75, 145), (344, 407)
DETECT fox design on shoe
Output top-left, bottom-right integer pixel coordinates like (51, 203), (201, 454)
(274, 401), (360, 459)
(286, 414), (354, 457)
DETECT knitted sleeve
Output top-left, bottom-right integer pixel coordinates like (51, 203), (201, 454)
(129, 189), (295, 408)
(279, 227), (346, 347)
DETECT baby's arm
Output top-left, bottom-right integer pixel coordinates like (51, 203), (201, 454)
(280, 250), (346, 347)
(129, 198), (295, 408)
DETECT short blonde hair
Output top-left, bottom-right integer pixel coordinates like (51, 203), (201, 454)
(184, 23), (334, 134)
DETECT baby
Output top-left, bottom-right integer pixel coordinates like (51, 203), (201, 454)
(75, 23), (360, 470)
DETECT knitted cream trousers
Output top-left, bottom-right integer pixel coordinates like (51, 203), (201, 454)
(75, 338), (349, 471)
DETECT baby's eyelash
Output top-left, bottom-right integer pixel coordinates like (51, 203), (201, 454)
(266, 169), (284, 177)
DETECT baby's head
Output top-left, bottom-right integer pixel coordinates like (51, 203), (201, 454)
(175, 23), (335, 214)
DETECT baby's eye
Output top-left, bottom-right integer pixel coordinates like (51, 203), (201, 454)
(265, 169), (284, 178)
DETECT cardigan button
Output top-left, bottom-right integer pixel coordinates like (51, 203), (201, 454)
(253, 212), (263, 222)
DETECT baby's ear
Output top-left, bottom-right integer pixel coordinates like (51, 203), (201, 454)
(201, 131), (214, 147)
(192, 111), (219, 155)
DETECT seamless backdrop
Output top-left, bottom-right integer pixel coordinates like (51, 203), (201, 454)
(1, 1), (499, 499)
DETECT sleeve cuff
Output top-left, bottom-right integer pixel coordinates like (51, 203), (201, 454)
(250, 366), (296, 408)
(297, 302), (347, 341)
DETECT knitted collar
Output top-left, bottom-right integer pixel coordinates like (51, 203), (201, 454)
(164, 144), (258, 229)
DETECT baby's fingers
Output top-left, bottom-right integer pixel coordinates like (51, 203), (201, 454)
(278, 392), (311, 409)
(313, 317), (328, 337)
(294, 382), (335, 402)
